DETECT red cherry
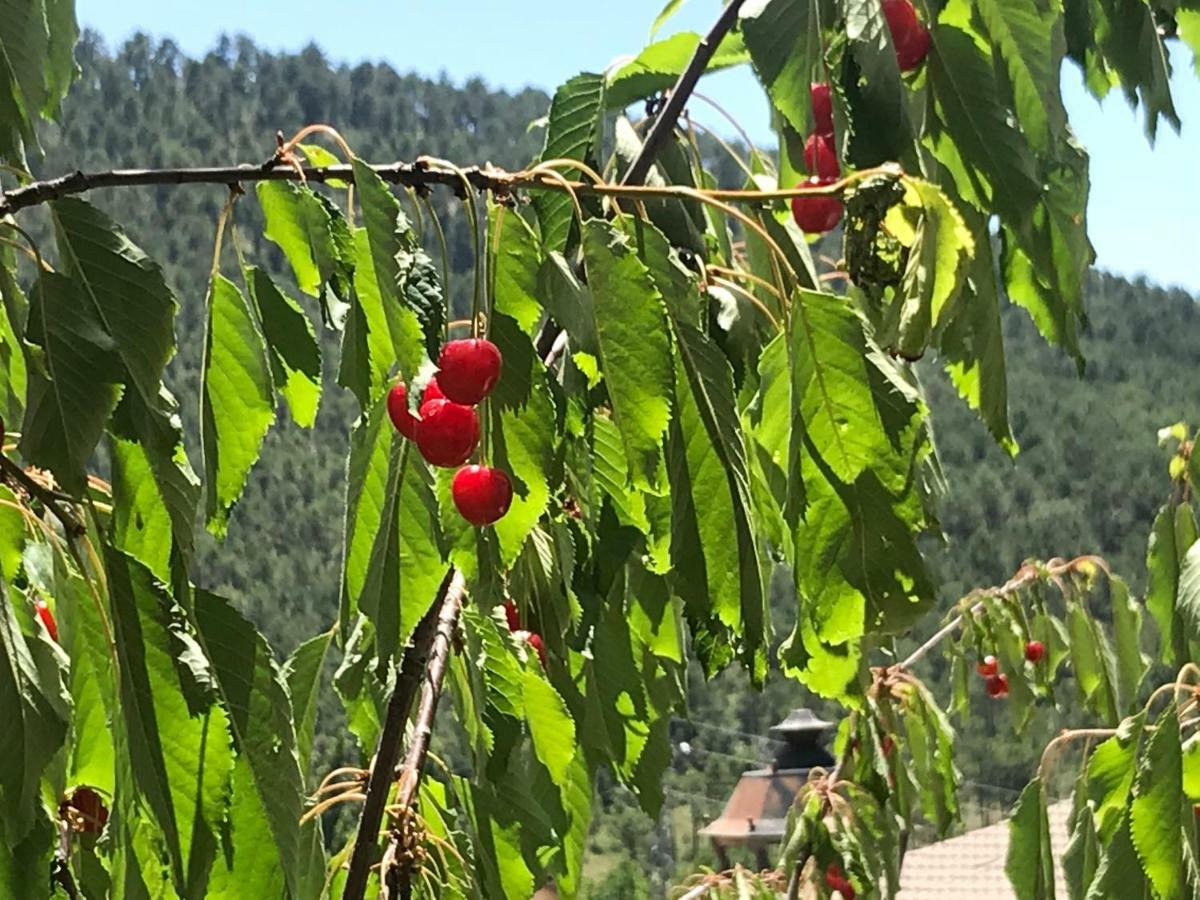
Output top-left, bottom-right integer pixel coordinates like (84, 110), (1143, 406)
(436, 339), (502, 405)
(35, 599), (57, 643)
(882, 0), (931, 71)
(502, 599), (521, 632)
(1025, 640), (1046, 663)
(825, 863), (844, 884)
(881, 735), (895, 756)
(421, 377), (445, 404)
(414, 400), (479, 468)
(387, 383), (419, 440)
(790, 178), (843, 234)
(985, 673), (1009, 698)
(804, 132), (840, 178)
(527, 632), (548, 669)
(976, 655), (999, 677)
(810, 82), (834, 136)
(61, 787), (108, 833)
(451, 465), (513, 526)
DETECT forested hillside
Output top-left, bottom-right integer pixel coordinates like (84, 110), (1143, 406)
(36, 31), (1200, 893)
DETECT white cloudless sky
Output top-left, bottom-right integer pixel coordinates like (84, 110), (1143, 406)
(76, 0), (1200, 293)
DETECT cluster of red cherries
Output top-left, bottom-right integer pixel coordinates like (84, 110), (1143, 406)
(502, 598), (547, 669)
(824, 861), (856, 899)
(791, 0), (932, 235)
(387, 338), (513, 527)
(977, 640), (1045, 699)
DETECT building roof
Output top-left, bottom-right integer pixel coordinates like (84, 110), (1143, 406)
(897, 801), (1071, 898)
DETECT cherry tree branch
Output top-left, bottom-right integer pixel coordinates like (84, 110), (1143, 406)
(341, 568), (466, 900)
(384, 583), (464, 898)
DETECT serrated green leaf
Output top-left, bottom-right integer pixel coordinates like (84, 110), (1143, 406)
(892, 177), (974, 359)
(247, 266), (321, 428)
(1085, 808), (1149, 899)
(669, 321), (766, 672)
(111, 432), (174, 582)
(1007, 777), (1056, 900)
(257, 181), (342, 298)
(0, 485), (23, 582)
(1067, 598), (1118, 724)
(606, 29), (748, 110)
(1174, 540), (1200, 657)
(580, 218), (672, 490)
(491, 205), (543, 335)
(740, 0), (817, 138)
(522, 662), (576, 787)
(284, 629), (334, 786)
(1065, 771), (1100, 900)
(0, 254), (27, 427)
(104, 547), (234, 892)
(194, 590), (305, 898)
(1087, 712), (1144, 841)
(534, 74), (605, 251)
(1109, 575), (1148, 715)
(537, 251), (598, 359)
(1129, 707), (1183, 900)
(791, 288), (890, 484)
(19, 271), (125, 494)
(0, 580), (68, 842)
(1092, 0), (1178, 138)
(0, 803), (55, 900)
(201, 273), (275, 537)
(1147, 503), (1196, 668)
(974, 0), (1066, 153)
(206, 756), (282, 899)
(51, 198), (177, 407)
(492, 375), (555, 566)
(841, 0), (917, 165)
(927, 23), (1042, 226)
(340, 395), (444, 661)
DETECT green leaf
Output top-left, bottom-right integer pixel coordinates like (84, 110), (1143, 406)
(1174, 539), (1200, 658)
(352, 158), (432, 376)
(111, 431), (175, 582)
(1066, 598), (1118, 724)
(580, 218), (673, 490)
(649, 0), (687, 37)
(51, 198), (177, 407)
(1147, 503), (1196, 668)
(492, 375), (556, 567)
(0, 254), (27, 427)
(256, 181), (343, 298)
(1109, 575), (1149, 715)
(0, 580), (68, 841)
(941, 229), (1017, 454)
(927, 22), (1042, 226)
(790, 288), (890, 485)
(194, 590), (306, 898)
(1064, 771), (1100, 900)
(534, 74), (605, 251)
(1007, 778), (1057, 900)
(974, 0), (1066, 153)
(537, 251), (598, 360)
(841, 0), (917, 165)
(1129, 707), (1183, 900)
(1087, 712), (1143, 841)
(19, 271), (125, 493)
(104, 547), (234, 892)
(247, 266), (321, 428)
(668, 321), (767, 673)
(892, 177), (974, 360)
(740, 0), (817, 138)
(491, 205), (543, 335)
(1085, 808), (1150, 899)
(521, 662), (576, 787)
(1092, 0), (1178, 139)
(283, 629), (334, 785)
(340, 395), (444, 661)
(0, 804), (55, 900)
(201, 274), (275, 537)
(606, 30), (748, 110)
(0, 486), (23, 582)
(206, 757), (282, 899)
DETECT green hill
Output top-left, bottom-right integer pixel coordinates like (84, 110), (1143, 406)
(35, 32), (1200, 894)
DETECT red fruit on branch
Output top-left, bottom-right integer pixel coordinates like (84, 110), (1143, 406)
(61, 787), (108, 833)
(976, 654), (999, 677)
(791, 177), (843, 234)
(436, 339), (503, 405)
(810, 82), (834, 135)
(502, 599), (521, 632)
(451, 465), (513, 526)
(421, 377), (446, 404)
(804, 132), (840, 178)
(527, 632), (547, 669)
(824, 863), (856, 899)
(1024, 640), (1046, 663)
(985, 673), (1009, 698)
(414, 400), (480, 467)
(35, 599), (57, 643)
(881, 735), (895, 756)
(882, 0), (931, 71)
(387, 383), (419, 440)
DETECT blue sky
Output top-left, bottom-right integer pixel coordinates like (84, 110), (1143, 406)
(77, 0), (1200, 293)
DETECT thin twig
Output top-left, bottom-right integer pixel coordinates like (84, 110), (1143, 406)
(386, 584), (466, 898)
(621, 0), (748, 186)
(341, 568), (466, 900)
(0, 456), (85, 535)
